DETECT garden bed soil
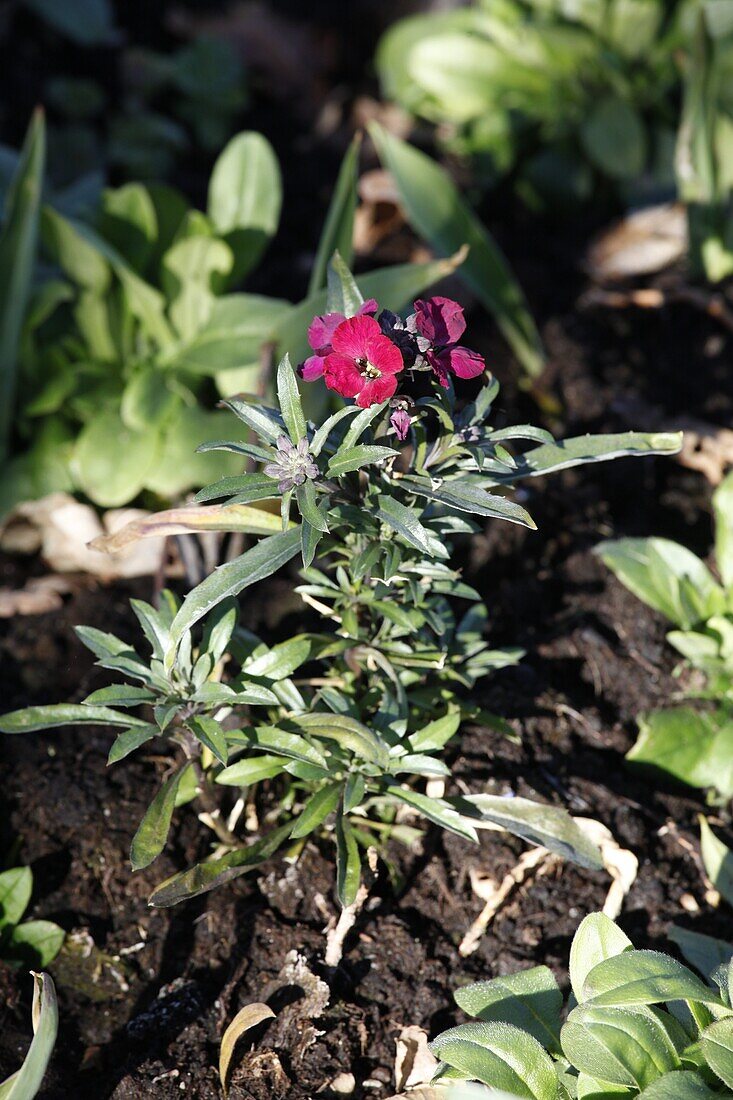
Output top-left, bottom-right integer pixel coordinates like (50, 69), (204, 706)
(2, 253), (732, 1097)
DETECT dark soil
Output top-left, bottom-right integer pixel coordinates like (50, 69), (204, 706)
(3, 2), (733, 1097)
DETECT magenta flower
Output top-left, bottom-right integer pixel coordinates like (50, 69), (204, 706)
(412, 296), (485, 387)
(300, 299), (378, 381)
(323, 315), (404, 408)
(389, 408), (412, 440)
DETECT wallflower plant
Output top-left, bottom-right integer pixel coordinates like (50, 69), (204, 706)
(0, 257), (682, 909)
(598, 470), (733, 802)
(431, 911), (733, 1099)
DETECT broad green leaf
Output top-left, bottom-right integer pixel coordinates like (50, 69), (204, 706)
(430, 1020), (558, 1098)
(73, 407), (159, 507)
(276, 354), (306, 442)
(130, 764), (190, 870)
(582, 950), (722, 1007)
(161, 235), (233, 339)
(291, 782), (342, 839)
(402, 475), (535, 529)
(668, 926), (733, 981)
(570, 914), (633, 1003)
(580, 96), (647, 180)
(454, 967), (563, 1052)
(188, 716), (228, 765)
(144, 407), (242, 498)
(100, 182), (158, 273)
(389, 785), (479, 843)
(327, 445), (398, 478)
(701, 1017), (733, 1088)
(120, 370), (180, 434)
(1, 972), (58, 1100)
(0, 868), (32, 928)
(597, 537), (725, 629)
(461, 795), (603, 870)
(700, 817), (733, 908)
(107, 725), (157, 765)
(336, 813), (361, 907)
(638, 1072), (722, 1098)
(41, 204), (110, 292)
(0, 109), (44, 463)
(8, 920), (65, 967)
(149, 821), (293, 906)
(628, 708), (733, 799)
(369, 123), (543, 379)
(164, 293), (290, 376)
(207, 132), (281, 281)
(713, 470), (733, 590)
(0, 704), (147, 733)
(166, 527), (302, 667)
(561, 1005), (680, 1090)
(309, 134), (361, 294)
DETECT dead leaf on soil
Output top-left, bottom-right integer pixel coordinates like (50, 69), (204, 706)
(0, 493), (163, 580)
(0, 574), (82, 618)
(89, 501), (284, 555)
(394, 1025), (439, 1093)
(219, 1001), (275, 1098)
(575, 817), (638, 920)
(587, 203), (687, 281)
(459, 847), (560, 957)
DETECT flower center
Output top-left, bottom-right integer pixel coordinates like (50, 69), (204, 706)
(355, 356), (381, 379)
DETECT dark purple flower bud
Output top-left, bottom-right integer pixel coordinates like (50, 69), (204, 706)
(389, 408), (412, 441)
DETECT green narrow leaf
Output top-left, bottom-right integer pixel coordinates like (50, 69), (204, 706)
(291, 782), (342, 839)
(494, 432), (683, 485)
(460, 794), (603, 870)
(369, 122), (543, 379)
(327, 445), (398, 478)
(309, 134), (361, 295)
(1, 972), (58, 1100)
(336, 813), (361, 907)
(166, 528), (301, 669)
(326, 251), (363, 316)
(0, 704), (148, 733)
(149, 822), (293, 906)
(276, 353), (306, 442)
(107, 725), (157, 765)
(130, 764), (190, 871)
(188, 716), (228, 765)
(389, 785), (479, 843)
(375, 493), (447, 559)
(295, 480), (329, 533)
(0, 109), (45, 462)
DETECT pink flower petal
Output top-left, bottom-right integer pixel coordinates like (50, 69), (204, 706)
(427, 349), (451, 388)
(364, 332), (404, 376)
(358, 298), (379, 317)
(300, 354), (326, 381)
(356, 374), (398, 407)
(413, 296), (466, 345)
(331, 314), (382, 359)
(308, 311), (345, 352)
(446, 345), (485, 379)
(324, 353), (364, 399)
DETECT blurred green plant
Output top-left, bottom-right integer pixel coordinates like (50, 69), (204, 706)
(431, 911), (733, 1096)
(1, 126), (465, 515)
(598, 469), (733, 802)
(377, 0), (689, 209)
(677, 1), (733, 282)
(0, 864), (64, 969)
(0, 972), (58, 1100)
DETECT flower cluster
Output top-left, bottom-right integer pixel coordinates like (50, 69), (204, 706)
(299, 296), (486, 428)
